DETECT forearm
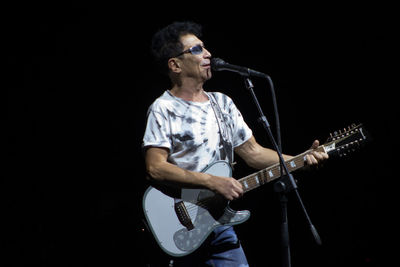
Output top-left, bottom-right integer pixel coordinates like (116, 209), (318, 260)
(245, 147), (292, 170)
(146, 158), (213, 189)
(236, 136), (292, 170)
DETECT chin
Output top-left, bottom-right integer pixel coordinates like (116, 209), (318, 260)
(204, 70), (212, 80)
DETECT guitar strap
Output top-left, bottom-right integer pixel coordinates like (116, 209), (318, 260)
(207, 92), (235, 168)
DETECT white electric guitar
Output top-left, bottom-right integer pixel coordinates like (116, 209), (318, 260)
(142, 124), (368, 257)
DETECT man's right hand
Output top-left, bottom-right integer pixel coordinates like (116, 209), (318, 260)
(209, 176), (244, 201)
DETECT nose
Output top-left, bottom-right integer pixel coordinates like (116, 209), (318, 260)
(203, 47), (212, 58)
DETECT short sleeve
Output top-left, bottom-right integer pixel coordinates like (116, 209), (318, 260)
(142, 105), (172, 151)
(230, 102), (252, 148)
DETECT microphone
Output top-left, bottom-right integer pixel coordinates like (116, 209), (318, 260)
(211, 58), (269, 78)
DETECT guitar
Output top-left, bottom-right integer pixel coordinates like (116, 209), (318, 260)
(142, 123), (368, 257)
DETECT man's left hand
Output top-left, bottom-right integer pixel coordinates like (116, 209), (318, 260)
(305, 140), (329, 166)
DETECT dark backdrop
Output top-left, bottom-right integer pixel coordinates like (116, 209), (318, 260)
(6, 3), (396, 266)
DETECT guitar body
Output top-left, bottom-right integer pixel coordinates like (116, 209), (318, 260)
(142, 161), (250, 257)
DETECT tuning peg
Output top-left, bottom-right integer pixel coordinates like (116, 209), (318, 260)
(326, 133), (333, 142)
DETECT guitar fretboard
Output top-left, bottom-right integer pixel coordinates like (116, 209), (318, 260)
(238, 146), (325, 193)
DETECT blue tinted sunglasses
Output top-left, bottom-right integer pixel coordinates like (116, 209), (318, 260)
(175, 44), (205, 57)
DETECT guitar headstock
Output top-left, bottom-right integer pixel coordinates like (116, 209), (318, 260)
(323, 123), (369, 157)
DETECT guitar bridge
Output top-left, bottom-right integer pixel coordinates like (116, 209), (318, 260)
(174, 201), (194, 231)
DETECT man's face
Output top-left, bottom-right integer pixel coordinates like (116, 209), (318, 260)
(177, 34), (212, 82)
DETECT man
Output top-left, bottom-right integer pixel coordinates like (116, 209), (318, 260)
(143, 21), (328, 266)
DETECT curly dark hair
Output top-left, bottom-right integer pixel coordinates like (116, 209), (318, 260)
(151, 21), (203, 75)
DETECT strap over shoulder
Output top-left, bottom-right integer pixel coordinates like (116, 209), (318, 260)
(206, 92), (234, 166)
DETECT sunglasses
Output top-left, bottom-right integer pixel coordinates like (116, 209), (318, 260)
(175, 44), (205, 57)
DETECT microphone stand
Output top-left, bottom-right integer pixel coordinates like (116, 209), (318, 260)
(243, 76), (321, 267)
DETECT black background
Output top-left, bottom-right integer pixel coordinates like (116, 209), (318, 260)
(6, 2), (397, 266)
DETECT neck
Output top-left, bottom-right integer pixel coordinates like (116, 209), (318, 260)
(170, 81), (208, 102)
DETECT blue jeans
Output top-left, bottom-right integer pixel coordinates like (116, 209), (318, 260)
(172, 226), (249, 267)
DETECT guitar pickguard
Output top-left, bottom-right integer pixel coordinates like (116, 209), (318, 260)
(173, 199), (250, 251)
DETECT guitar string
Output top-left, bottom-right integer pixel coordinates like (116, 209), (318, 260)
(182, 132), (365, 213)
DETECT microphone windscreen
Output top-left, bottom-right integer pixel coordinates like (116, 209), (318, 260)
(211, 58), (225, 71)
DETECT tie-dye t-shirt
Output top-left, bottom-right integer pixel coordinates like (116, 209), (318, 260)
(143, 90), (252, 172)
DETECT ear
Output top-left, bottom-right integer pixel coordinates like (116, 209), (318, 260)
(168, 58), (182, 73)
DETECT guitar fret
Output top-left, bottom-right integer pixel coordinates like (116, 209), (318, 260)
(268, 165), (281, 181)
(260, 170), (267, 183)
(241, 173), (264, 192)
(260, 155), (307, 183)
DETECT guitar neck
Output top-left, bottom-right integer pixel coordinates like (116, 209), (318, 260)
(238, 146), (326, 193)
